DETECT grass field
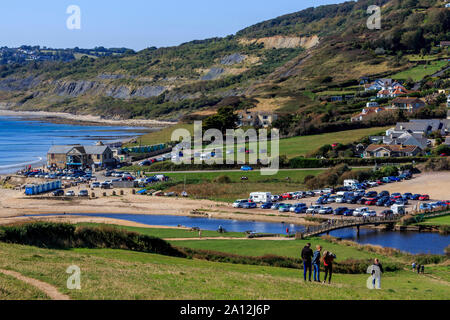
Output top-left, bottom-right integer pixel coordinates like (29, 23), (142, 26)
(0, 271), (49, 300)
(146, 169), (324, 202)
(168, 239), (396, 262)
(392, 60), (448, 81)
(416, 215), (450, 227)
(0, 242), (448, 300)
(77, 223), (247, 238)
(127, 123), (388, 160)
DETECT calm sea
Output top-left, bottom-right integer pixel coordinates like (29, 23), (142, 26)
(0, 116), (144, 174)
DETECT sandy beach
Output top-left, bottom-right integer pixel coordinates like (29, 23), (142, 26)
(0, 109), (174, 128)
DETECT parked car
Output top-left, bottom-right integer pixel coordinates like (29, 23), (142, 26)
(365, 191), (378, 198)
(334, 207), (348, 215)
(281, 193), (293, 200)
(419, 195), (430, 201)
(290, 203), (307, 212)
(376, 197), (389, 206)
(411, 194), (421, 200)
(293, 206), (307, 214)
(343, 209), (355, 216)
(240, 166), (253, 171)
(319, 207), (333, 215)
(316, 196), (328, 205)
(271, 203), (284, 210)
(90, 182), (101, 188)
(365, 198), (378, 206)
(306, 205), (322, 214)
(66, 190), (75, 197)
(279, 204), (292, 212)
(380, 209), (394, 216)
(52, 189), (64, 196)
(232, 199), (248, 208)
(384, 199), (395, 207)
(242, 202), (257, 209)
(391, 193), (402, 199)
(78, 190), (89, 197)
(260, 202), (273, 209)
(402, 193), (413, 200)
(378, 191), (390, 198)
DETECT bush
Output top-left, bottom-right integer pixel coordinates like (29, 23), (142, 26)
(213, 175), (232, 183)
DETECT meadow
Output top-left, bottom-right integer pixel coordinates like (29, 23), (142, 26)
(392, 60), (448, 81)
(0, 241), (448, 300)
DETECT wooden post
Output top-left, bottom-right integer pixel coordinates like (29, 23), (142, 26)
(356, 225), (360, 236)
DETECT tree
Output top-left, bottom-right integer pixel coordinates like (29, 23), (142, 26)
(202, 106), (238, 134)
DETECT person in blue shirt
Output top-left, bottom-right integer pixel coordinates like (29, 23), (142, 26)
(312, 245), (322, 282)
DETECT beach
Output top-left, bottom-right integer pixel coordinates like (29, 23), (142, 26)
(0, 109), (174, 127)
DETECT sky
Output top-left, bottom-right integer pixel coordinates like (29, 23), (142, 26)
(0, 0), (344, 51)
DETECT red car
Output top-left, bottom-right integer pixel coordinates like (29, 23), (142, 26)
(281, 193), (293, 200)
(419, 195), (430, 201)
(365, 198), (377, 205)
(376, 180), (383, 185)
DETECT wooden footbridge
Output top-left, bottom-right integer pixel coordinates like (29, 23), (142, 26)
(296, 216), (401, 239)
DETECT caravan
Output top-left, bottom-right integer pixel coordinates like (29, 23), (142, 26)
(344, 179), (359, 189)
(249, 192), (272, 203)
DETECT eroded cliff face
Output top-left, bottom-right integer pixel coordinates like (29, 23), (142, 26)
(240, 35), (320, 49)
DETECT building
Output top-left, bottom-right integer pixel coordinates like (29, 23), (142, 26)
(363, 144), (421, 158)
(237, 111), (278, 127)
(351, 106), (385, 122)
(388, 97), (425, 112)
(47, 142), (114, 169)
(445, 137), (450, 146)
(383, 131), (428, 150)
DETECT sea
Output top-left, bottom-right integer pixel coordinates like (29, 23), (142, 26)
(0, 115), (145, 174)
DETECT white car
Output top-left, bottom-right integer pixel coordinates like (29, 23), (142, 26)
(232, 199), (248, 208)
(90, 182), (101, 188)
(335, 197), (346, 203)
(363, 210), (377, 217)
(354, 207), (369, 216)
(66, 190), (75, 197)
(306, 205), (322, 214)
(319, 207), (333, 214)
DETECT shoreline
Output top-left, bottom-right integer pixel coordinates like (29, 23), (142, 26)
(0, 109), (175, 128)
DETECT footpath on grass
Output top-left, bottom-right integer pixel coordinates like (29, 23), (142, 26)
(0, 269), (70, 300)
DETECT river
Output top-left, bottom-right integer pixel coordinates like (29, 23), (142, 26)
(30, 213), (450, 255)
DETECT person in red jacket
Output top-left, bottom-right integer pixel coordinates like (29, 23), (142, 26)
(322, 250), (336, 284)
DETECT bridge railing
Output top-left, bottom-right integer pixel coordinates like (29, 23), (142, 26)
(301, 215), (400, 237)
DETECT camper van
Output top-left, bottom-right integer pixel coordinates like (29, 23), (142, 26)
(249, 192), (272, 203)
(391, 204), (405, 215)
(344, 179), (359, 189)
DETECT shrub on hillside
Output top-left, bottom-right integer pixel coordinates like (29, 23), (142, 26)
(213, 175), (232, 183)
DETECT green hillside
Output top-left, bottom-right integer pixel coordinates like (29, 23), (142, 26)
(0, 0), (449, 124)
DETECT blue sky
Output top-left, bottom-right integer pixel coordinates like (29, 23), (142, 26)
(0, 0), (343, 51)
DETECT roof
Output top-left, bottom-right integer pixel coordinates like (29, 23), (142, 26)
(84, 145), (110, 155)
(48, 145), (81, 154)
(395, 122), (429, 132)
(365, 144), (419, 153)
(391, 97), (424, 104)
(445, 137), (450, 146)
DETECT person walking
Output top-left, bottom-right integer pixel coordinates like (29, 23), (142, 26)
(417, 264), (421, 274)
(322, 250), (336, 284)
(312, 245), (322, 282)
(421, 265), (425, 274)
(301, 243), (314, 282)
(412, 262), (416, 272)
(370, 258), (383, 289)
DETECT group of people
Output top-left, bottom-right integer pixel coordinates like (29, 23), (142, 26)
(412, 262), (425, 274)
(301, 243), (336, 284)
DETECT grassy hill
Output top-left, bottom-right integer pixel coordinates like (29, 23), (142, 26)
(0, 0), (449, 123)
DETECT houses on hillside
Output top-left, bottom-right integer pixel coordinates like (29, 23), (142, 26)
(237, 110), (278, 127)
(387, 97), (426, 113)
(351, 105), (385, 122)
(364, 119), (450, 158)
(363, 144), (421, 158)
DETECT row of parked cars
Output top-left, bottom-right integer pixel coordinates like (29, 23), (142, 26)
(52, 189), (89, 197)
(232, 199), (392, 217)
(19, 169), (97, 182)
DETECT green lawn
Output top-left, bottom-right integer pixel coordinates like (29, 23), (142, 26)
(169, 238), (396, 263)
(126, 123), (194, 147)
(77, 223), (247, 238)
(392, 60), (448, 81)
(416, 214), (450, 226)
(0, 242), (448, 300)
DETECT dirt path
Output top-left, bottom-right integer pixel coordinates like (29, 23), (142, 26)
(165, 236), (293, 241)
(0, 269), (70, 300)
